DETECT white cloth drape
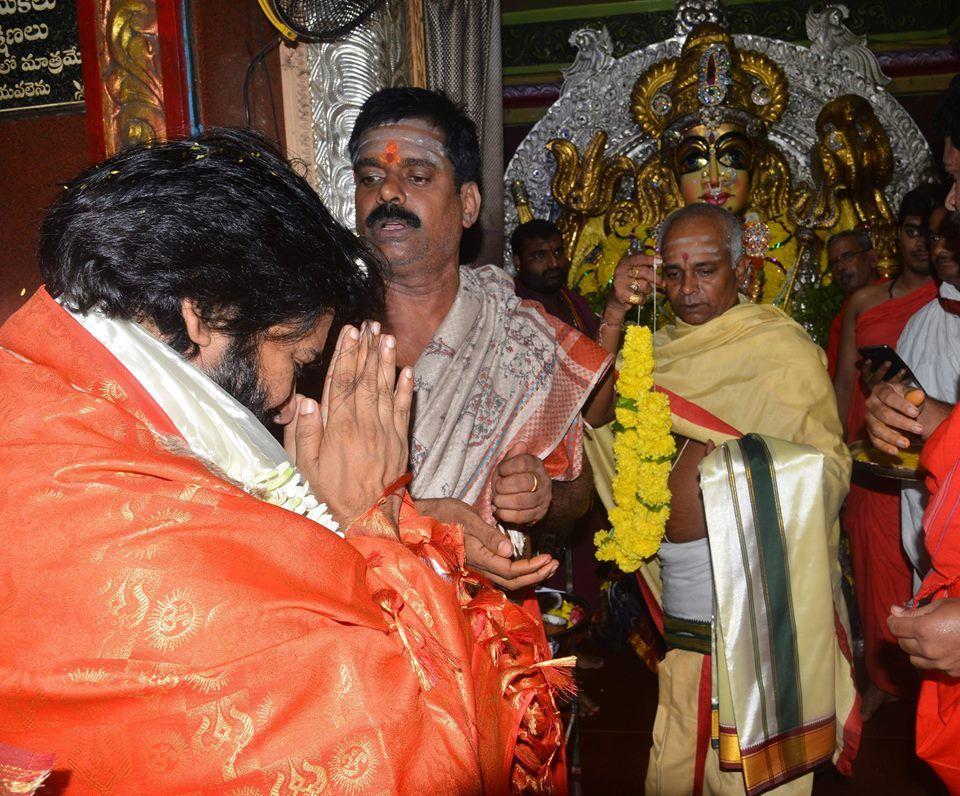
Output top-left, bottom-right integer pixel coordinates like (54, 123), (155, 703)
(897, 282), (960, 589)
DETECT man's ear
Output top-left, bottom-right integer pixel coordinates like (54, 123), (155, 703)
(460, 181), (481, 228)
(180, 298), (213, 349)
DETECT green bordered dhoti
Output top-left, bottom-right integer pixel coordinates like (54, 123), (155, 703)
(699, 434), (841, 795)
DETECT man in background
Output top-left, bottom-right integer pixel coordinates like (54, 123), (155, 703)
(896, 196), (960, 590)
(512, 219), (599, 338)
(833, 183), (942, 717)
(842, 71), (960, 796)
(824, 229), (877, 377)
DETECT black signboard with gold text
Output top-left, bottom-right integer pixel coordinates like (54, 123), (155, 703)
(0, 0), (83, 115)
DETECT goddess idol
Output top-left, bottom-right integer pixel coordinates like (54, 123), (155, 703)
(505, 6), (935, 334)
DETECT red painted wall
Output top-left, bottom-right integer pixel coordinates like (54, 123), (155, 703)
(189, 0), (285, 143)
(0, 110), (88, 323)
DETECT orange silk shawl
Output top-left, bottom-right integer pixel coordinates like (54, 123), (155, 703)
(0, 290), (566, 795)
(913, 405), (960, 793)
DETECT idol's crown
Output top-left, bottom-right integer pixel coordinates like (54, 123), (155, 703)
(632, 23), (788, 151)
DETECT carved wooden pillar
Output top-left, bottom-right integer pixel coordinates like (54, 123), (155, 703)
(76, 0), (191, 161)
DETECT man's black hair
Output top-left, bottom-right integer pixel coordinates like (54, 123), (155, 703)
(347, 87), (481, 189)
(934, 74), (960, 146)
(827, 228), (873, 254)
(898, 182), (948, 226)
(41, 128), (383, 360)
(510, 219), (562, 260)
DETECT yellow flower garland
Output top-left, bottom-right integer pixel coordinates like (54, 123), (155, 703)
(595, 325), (675, 572)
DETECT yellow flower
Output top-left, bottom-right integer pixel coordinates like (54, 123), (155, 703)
(596, 324), (675, 571)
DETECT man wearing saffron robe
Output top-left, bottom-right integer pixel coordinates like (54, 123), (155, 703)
(833, 184), (942, 715)
(511, 219), (599, 339)
(585, 204), (859, 795)
(350, 88), (611, 590)
(0, 130), (566, 794)
(824, 229), (878, 378)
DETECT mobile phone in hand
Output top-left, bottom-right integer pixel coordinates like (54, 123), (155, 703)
(857, 345), (924, 393)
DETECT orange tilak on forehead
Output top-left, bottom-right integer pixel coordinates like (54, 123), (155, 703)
(384, 140), (399, 163)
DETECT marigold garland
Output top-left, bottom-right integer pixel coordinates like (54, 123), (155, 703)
(595, 325), (675, 572)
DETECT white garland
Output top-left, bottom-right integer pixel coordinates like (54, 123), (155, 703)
(251, 463), (339, 533)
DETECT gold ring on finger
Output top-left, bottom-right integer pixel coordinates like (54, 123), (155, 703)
(529, 473), (539, 493)
(629, 266), (640, 279)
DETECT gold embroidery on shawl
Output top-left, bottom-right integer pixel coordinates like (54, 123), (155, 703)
(27, 488), (64, 504)
(65, 668), (111, 684)
(146, 587), (202, 651)
(99, 379), (127, 402)
(268, 759), (328, 795)
(328, 735), (378, 793)
(189, 695), (256, 781)
(143, 729), (190, 774)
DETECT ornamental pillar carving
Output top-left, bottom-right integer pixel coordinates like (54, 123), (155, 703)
(280, 0), (426, 229)
(77, 0), (190, 160)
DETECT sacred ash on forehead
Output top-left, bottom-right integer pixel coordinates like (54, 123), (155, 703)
(354, 118), (447, 166)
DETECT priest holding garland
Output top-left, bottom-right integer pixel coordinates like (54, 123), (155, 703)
(584, 202), (859, 795)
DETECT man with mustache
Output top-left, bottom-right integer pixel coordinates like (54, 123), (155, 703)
(0, 129), (566, 793)
(831, 183), (942, 717)
(350, 88), (611, 613)
(511, 219), (599, 339)
(587, 204), (858, 795)
(824, 229), (878, 377)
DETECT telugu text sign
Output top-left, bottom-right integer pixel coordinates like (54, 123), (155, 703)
(0, 0), (84, 115)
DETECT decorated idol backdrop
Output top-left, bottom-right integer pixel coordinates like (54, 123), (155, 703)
(504, 0), (937, 344)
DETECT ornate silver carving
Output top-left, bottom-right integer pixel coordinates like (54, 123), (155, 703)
(303, 0), (408, 229)
(675, 0), (726, 39)
(503, 31), (934, 266)
(806, 4), (891, 87)
(561, 26), (615, 95)
(279, 43), (317, 189)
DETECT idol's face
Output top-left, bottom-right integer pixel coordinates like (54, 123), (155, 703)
(898, 213), (931, 276)
(929, 206), (960, 286)
(660, 215), (744, 325)
(675, 123), (753, 215)
(353, 119), (479, 276)
(514, 234), (569, 293)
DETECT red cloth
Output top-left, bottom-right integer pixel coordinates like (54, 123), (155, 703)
(514, 278), (600, 339)
(826, 299), (848, 380)
(0, 290), (569, 794)
(914, 406), (960, 793)
(843, 281), (939, 697)
(846, 282), (938, 443)
(827, 279), (888, 379)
